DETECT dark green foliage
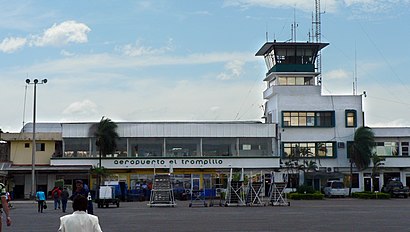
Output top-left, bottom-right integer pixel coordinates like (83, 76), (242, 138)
(91, 117), (119, 157)
(350, 127), (375, 170)
(297, 185), (315, 194)
(289, 192), (324, 200)
(351, 191), (390, 199)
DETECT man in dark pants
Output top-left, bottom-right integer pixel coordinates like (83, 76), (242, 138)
(61, 187), (69, 213)
(35, 187), (46, 213)
(70, 180), (93, 214)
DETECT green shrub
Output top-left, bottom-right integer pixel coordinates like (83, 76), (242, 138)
(296, 185), (316, 194)
(351, 191), (390, 199)
(289, 192), (324, 200)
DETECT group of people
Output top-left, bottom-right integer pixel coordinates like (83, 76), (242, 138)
(33, 180), (101, 231)
(0, 179), (103, 231)
(51, 186), (70, 212)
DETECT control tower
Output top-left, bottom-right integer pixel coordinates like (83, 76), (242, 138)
(255, 41), (329, 123)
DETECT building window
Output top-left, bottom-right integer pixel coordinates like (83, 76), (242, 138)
(203, 138), (236, 157)
(64, 138), (90, 157)
(375, 142), (398, 156)
(402, 142), (409, 156)
(166, 138), (199, 157)
(345, 110), (357, 127)
(36, 143), (45, 152)
(282, 111), (334, 127)
(25, 143), (30, 148)
(239, 138), (271, 157)
(282, 142), (336, 158)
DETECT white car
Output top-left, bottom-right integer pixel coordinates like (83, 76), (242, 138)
(323, 181), (348, 197)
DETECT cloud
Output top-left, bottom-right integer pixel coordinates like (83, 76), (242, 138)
(324, 69), (352, 80)
(217, 60), (245, 80)
(60, 49), (75, 57)
(224, 0), (339, 13)
(30, 20), (91, 47)
(117, 38), (174, 57)
(0, 20), (91, 53)
(62, 99), (98, 116)
(0, 37), (27, 53)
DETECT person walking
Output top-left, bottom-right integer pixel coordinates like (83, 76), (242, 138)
(0, 183), (11, 231)
(5, 191), (11, 208)
(61, 187), (69, 213)
(58, 195), (102, 232)
(71, 180), (93, 214)
(35, 188), (46, 213)
(52, 186), (62, 210)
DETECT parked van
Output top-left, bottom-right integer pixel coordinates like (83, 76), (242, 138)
(323, 181), (348, 197)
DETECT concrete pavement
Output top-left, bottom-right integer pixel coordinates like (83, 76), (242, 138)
(3, 198), (410, 232)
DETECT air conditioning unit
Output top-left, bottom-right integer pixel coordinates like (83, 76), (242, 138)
(326, 167), (334, 173)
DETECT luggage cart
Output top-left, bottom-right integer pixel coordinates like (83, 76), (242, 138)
(269, 173), (290, 206)
(148, 173), (176, 207)
(209, 183), (224, 207)
(245, 181), (264, 206)
(189, 175), (207, 207)
(225, 169), (245, 207)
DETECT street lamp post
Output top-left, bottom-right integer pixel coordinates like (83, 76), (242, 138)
(25, 78), (47, 198)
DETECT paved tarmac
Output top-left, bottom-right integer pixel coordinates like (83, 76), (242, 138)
(3, 198), (410, 232)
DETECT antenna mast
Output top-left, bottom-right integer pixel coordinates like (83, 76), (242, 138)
(313, 0), (324, 84)
(353, 43), (358, 95)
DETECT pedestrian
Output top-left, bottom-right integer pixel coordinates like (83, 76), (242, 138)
(0, 183), (11, 231)
(58, 195), (102, 232)
(142, 181), (148, 200)
(52, 186), (62, 210)
(71, 180), (93, 214)
(35, 187), (46, 213)
(5, 191), (11, 208)
(61, 187), (69, 213)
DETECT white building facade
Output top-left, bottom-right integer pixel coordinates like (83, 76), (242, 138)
(2, 40), (410, 198)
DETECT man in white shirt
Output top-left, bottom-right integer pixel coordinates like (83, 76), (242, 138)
(58, 195), (102, 232)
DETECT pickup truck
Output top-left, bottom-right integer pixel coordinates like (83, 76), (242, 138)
(382, 180), (409, 198)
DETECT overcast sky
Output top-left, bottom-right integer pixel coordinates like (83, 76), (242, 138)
(1, 0), (410, 132)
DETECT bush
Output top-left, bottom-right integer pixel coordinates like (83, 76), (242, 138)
(289, 192), (324, 200)
(351, 191), (390, 199)
(296, 185), (316, 194)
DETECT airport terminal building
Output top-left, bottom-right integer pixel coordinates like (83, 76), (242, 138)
(1, 39), (410, 199)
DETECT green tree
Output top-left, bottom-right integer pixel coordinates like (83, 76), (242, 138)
(349, 126), (375, 195)
(371, 154), (384, 192)
(89, 117), (119, 187)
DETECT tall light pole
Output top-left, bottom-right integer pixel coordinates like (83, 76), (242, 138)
(25, 78), (47, 198)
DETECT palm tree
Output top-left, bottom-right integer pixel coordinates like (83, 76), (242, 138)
(348, 126), (375, 195)
(371, 154), (384, 192)
(90, 117), (119, 187)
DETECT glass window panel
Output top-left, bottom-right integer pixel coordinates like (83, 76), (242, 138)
(64, 138), (90, 157)
(299, 116), (306, 126)
(240, 138), (270, 157)
(203, 138), (236, 157)
(295, 77), (304, 85)
(129, 138), (163, 157)
(288, 77), (296, 85)
(166, 138), (199, 157)
(278, 77), (287, 85)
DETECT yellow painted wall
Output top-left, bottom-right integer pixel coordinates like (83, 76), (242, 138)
(10, 140), (56, 165)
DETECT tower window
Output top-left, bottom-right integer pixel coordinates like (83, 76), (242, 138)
(345, 110), (357, 127)
(282, 111), (335, 127)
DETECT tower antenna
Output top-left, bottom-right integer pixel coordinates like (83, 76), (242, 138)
(353, 42), (358, 95)
(313, 0), (325, 84)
